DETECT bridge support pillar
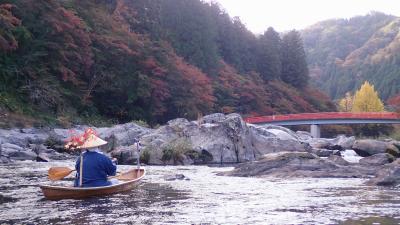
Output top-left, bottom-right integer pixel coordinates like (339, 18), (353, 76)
(310, 124), (321, 138)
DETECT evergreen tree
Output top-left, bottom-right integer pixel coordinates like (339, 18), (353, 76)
(352, 81), (384, 112)
(257, 27), (282, 80)
(281, 30), (309, 88)
(215, 15), (258, 73)
(159, 0), (219, 74)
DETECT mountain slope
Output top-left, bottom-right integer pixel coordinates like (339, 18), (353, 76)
(302, 12), (400, 100)
(0, 0), (334, 126)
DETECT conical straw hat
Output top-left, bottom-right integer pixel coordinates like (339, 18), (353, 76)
(77, 133), (107, 149)
(65, 128), (107, 150)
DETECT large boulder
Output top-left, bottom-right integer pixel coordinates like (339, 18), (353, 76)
(0, 128), (49, 147)
(0, 143), (11, 163)
(352, 139), (389, 156)
(249, 125), (307, 155)
(140, 113), (308, 165)
(0, 156), (11, 163)
(220, 151), (376, 178)
(189, 114), (255, 163)
(359, 153), (394, 166)
(307, 138), (333, 149)
(110, 145), (139, 165)
(259, 124), (300, 140)
(306, 135), (355, 151)
(201, 113), (226, 124)
(1, 142), (64, 161)
(367, 159), (400, 186)
(97, 122), (152, 148)
(140, 119), (188, 165)
(327, 155), (350, 166)
(296, 131), (313, 142)
(333, 135), (355, 150)
(310, 149), (337, 157)
(28, 143), (72, 160)
(386, 143), (400, 157)
(1, 143), (24, 153)
(1, 143), (37, 161)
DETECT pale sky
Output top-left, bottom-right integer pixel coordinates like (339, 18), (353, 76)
(209, 0), (400, 34)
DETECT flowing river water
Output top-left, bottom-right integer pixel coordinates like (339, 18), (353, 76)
(1, 160), (400, 225)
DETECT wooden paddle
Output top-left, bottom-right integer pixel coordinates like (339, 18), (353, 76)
(47, 167), (132, 181)
(48, 167), (76, 181)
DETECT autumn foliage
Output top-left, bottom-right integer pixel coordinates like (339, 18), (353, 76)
(0, 0), (335, 125)
(0, 4), (20, 51)
(387, 94), (400, 113)
(352, 81), (384, 112)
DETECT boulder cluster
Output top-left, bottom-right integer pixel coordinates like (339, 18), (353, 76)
(1, 113), (399, 186)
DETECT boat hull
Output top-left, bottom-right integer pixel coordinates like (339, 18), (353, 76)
(40, 168), (145, 200)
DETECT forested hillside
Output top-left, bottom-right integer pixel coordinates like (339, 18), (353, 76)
(0, 0), (334, 126)
(302, 12), (400, 101)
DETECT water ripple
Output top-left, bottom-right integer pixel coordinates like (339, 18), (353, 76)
(0, 161), (399, 224)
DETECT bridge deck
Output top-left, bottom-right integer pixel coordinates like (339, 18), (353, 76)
(245, 112), (400, 125)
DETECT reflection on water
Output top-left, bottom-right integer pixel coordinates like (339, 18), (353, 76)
(0, 161), (400, 224)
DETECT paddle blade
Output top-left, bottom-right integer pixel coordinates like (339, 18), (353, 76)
(48, 167), (75, 181)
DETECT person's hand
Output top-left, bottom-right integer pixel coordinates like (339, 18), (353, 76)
(112, 158), (118, 164)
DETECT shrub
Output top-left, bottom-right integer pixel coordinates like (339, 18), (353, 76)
(161, 138), (193, 165)
(140, 149), (151, 164)
(133, 120), (149, 128)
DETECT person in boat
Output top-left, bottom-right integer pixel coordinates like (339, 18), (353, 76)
(65, 128), (117, 187)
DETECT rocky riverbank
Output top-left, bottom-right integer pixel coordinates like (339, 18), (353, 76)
(1, 113), (400, 186)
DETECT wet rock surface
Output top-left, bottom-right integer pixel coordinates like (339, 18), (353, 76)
(367, 159), (400, 186)
(219, 152), (378, 179)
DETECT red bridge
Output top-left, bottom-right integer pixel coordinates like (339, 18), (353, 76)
(244, 112), (400, 138)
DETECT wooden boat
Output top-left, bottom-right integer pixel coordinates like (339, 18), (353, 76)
(40, 168), (146, 200)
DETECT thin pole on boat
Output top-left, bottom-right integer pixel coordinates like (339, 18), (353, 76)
(79, 151), (83, 187)
(136, 140), (140, 170)
(135, 139), (141, 178)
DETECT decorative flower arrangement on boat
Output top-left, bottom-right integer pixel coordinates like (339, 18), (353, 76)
(64, 128), (107, 150)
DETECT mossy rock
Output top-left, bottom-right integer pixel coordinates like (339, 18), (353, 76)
(386, 144), (400, 157)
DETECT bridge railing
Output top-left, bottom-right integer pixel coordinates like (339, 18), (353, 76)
(244, 112), (400, 124)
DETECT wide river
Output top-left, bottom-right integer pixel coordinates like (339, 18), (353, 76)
(1, 160), (400, 225)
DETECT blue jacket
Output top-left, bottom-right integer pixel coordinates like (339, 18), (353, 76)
(74, 149), (117, 187)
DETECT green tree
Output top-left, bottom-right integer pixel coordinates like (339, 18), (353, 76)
(257, 27), (282, 80)
(281, 30), (309, 88)
(159, 0), (219, 74)
(352, 81), (384, 112)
